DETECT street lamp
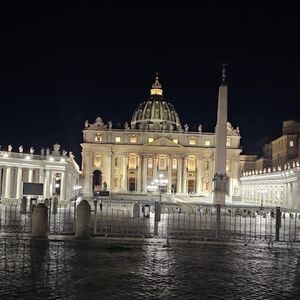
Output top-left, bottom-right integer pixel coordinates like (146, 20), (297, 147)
(151, 173), (168, 202)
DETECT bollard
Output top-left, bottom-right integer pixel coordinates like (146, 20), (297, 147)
(275, 206), (281, 242)
(52, 197), (58, 215)
(75, 200), (91, 239)
(20, 196), (27, 214)
(31, 203), (48, 238)
(154, 202), (161, 223)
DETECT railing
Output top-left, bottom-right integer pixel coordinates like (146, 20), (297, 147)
(0, 199), (75, 235)
(1, 198), (300, 245)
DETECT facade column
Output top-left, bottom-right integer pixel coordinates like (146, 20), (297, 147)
(182, 157), (187, 194)
(4, 167), (11, 198)
(60, 171), (66, 201)
(153, 156), (158, 179)
(142, 155), (148, 192)
(16, 168), (23, 199)
(196, 159), (201, 194)
(137, 155), (142, 192)
(168, 156), (172, 192)
(106, 154), (112, 191)
(122, 155), (128, 192)
(177, 156), (182, 193)
(28, 168), (33, 183)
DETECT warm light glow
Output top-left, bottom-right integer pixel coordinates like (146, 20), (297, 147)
(205, 140), (211, 146)
(150, 88), (163, 95)
(130, 136), (137, 143)
(189, 139), (196, 145)
(226, 138), (231, 147)
(95, 133), (102, 142)
(73, 185), (82, 190)
(49, 156), (54, 161)
(60, 158), (65, 162)
(115, 136), (121, 143)
(3, 153), (8, 158)
(148, 137), (154, 143)
(25, 155), (30, 160)
(172, 139), (178, 144)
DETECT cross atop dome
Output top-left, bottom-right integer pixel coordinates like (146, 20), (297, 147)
(150, 73), (163, 95)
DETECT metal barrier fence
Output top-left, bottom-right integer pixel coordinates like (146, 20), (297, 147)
(0, 199), (75, 235)
(1, 198), (300, 244)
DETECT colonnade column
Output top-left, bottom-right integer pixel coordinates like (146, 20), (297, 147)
(176, 156), (182, 193)
(4, 167), (11, 198)
(60, 172), (65, 201)
(142, 155), (148, 192)
(39, 168), (44, 183)
(16, 168), (23, 199)
(43, 170), (50, 198)
(28, 168), (33, 183)
(182, 157), (187, 194)
(168, 157), (172, 192)
(196, 159), (201, 194)
(0, 167), (2, 196)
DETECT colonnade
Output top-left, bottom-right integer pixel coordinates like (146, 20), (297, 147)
(0, 166), (67, 200)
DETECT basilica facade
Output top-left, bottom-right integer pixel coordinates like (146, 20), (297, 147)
(81, 76), (243, 199)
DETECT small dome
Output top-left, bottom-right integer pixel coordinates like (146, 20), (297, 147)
(131, 75), (182, 131)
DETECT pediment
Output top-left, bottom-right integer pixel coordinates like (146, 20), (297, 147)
(145, 137), (183, 147)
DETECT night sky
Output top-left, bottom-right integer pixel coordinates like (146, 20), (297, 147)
(1, 1), (300, 163)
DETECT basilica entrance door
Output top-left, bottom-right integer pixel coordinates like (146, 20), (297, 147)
(128, 178), (136, 192)
(188, 179), (195, 194)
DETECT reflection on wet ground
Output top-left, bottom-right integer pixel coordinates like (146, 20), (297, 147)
(1, 238), (300, 299)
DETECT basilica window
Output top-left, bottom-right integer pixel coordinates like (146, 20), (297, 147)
(130, 136), (137, 143)
(187, 158), (196, 171)
(188, 139), (196, 145)
(226, 138), (231, 147)
(205, 161), (209, 170)
(128, 156), (137, 169)
(172, 139), (178, 144)
(158, 158), (167, 170)
(95, 134), (102, 142)
(172, 158), (177, 170)
(204, 140), (211, 146)
(148, 137), (154, 143)
(115, 136), (121, 143)
(289, 141), (294, 147)
(94, 155), (102, 168)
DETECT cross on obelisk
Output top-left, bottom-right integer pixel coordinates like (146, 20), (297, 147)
(213, 64), (229, 205)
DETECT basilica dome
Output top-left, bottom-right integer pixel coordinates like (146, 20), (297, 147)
(131, 75), (182, 131)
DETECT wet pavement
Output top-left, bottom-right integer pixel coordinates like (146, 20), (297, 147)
(1, 238), (300, 299)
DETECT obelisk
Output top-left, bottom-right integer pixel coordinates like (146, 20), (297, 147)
(213, 64), (229, 205)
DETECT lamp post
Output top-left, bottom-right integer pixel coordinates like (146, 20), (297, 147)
(151, 173), (168, 202)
